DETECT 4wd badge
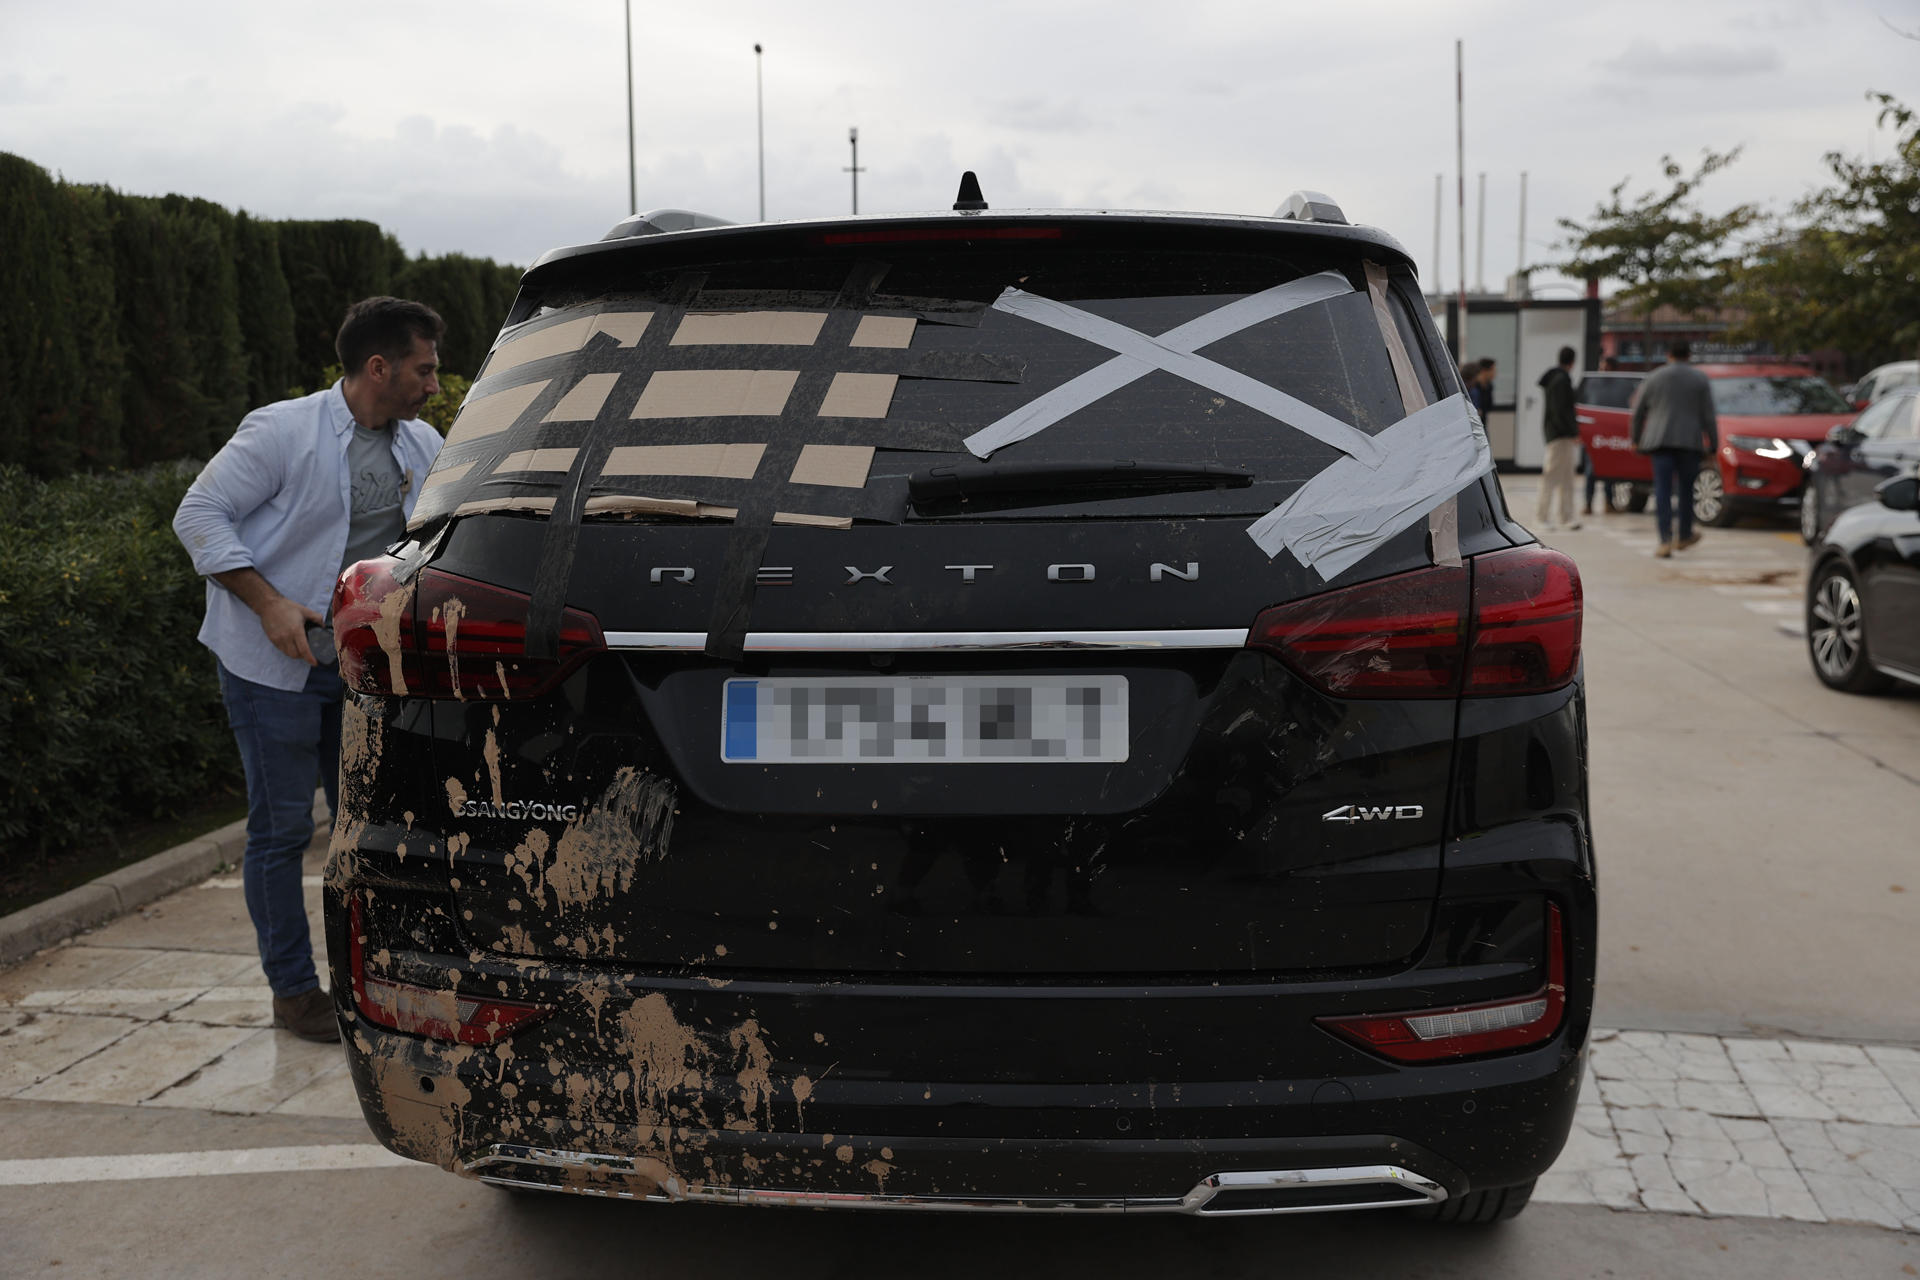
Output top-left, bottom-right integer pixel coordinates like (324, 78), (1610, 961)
(1322, 804), (1424, 823)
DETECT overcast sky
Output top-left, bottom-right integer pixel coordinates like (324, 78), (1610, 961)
(4, 0), (1916, 296)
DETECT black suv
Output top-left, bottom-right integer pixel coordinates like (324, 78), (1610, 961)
(324, 188), (1594, 1223)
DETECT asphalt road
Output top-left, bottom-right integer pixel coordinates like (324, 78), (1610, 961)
(4, 477), (1918, 1276)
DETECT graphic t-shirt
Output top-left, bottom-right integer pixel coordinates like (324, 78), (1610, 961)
(343, 424), (406, 571)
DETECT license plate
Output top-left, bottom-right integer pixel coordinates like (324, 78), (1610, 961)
(721, 676), (1129, 764)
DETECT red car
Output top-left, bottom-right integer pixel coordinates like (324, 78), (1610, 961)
(1577, 364), (1854, 526)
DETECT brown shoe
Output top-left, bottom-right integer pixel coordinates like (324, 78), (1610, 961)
(1675, 532), (1702, 551)
(1654, 542), (1673, 559)
(272, 987), (341, 1043)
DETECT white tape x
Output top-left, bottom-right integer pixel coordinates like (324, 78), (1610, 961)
(963, 271), (1383, 465)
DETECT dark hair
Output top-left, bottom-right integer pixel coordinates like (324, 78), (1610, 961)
(336, 297), (446, 375)
(1669, 340), (1692, 361)
(1558, 345), (1577, 366)
(1477, 357), (1496, 371)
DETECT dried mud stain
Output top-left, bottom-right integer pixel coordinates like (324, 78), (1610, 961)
(547, 766), (676, 907)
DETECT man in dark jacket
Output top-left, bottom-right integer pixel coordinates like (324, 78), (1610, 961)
(1629, 340), (1718, 556)
(1536, 346), (1580, 529)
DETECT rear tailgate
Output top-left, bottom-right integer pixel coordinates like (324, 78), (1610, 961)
(401, 222), (1482, 978)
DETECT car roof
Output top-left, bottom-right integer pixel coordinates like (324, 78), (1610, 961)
(524, 208), (1418, 284)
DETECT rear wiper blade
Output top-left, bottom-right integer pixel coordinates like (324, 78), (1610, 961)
(909, 459), (1253, 509)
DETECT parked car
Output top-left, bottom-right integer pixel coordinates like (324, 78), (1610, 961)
(1801, 387), (1920, 543)
(323, 190), (1595, 1224)
(1578, 364), (1854, 528)
(1574, 372), (1645, 511)
(1805, 467), (1920, 693)
(1844, 359), (1918, 412)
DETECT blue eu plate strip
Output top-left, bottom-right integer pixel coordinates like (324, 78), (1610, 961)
(723, 681), (758, 760)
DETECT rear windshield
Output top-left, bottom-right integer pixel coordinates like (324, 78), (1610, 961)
(1710, 376), (1849, 416)
(419, 246), (1439, 525)
(1576, 375), (1640, 409)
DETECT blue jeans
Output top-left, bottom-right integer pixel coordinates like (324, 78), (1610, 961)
(217, 661), (342, 998)
(1650, 449), (1701, 545)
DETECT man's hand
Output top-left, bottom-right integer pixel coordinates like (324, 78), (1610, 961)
(213, 567), (324, 665)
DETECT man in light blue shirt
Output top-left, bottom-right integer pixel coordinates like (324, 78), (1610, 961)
(174, 297), (445, 1041)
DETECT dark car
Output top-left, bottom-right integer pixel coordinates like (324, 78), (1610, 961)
(1806, 467), (1920, 693)
(1802, 386), (1920, 544)
(322, 188), (1595, 1224)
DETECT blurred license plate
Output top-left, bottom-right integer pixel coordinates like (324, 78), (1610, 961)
(722, 676), (1129, 764)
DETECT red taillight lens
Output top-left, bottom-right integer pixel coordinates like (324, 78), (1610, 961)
(1467, 547), (1583, 694)
(332, 561), (605, 700)
(1246, 546), (1582, 699)
(1316, 904), (1568, 1062)
(347, 895), (550, 1045)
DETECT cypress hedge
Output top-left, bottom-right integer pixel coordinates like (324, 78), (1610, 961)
(0, 152), (522, 477)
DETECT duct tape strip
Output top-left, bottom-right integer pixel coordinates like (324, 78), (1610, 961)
(703, 260), (893, 659)
(526, 274), (710, 658)
(1245, 393), (1491, 580)
(962, 271), (1377, 463)
(1364, 261), (1462, 569)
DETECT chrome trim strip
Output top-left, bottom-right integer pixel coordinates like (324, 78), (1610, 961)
(463, 1145), (1445, 1215)
(603, 628), (1250, 652)
(1874, 662), (1920, 689)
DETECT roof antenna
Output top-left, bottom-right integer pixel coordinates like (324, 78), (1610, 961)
(953, 171), (987, 212)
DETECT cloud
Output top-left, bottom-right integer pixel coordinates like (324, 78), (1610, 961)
(985, 96), (1094, 134)
(1601, 40), (1783, 79)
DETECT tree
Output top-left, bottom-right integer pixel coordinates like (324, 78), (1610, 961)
(1555, 149), (1757, 366)
(1727, 94), (1920, 370)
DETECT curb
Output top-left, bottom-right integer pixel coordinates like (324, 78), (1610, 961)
(0, 819), (247, 968)
(0, 796), (331, 969)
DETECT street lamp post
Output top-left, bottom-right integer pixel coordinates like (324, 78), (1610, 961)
(624, 0), (636, 216)
(754, 43), (765, 222)
(844, 127), (865, 215)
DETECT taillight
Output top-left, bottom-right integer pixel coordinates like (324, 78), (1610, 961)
(332, 560), (605, 700)
(1246, 546), (1581, 698)
(347, 895), (550, 1045)
(1316, 904), (1568, 1062)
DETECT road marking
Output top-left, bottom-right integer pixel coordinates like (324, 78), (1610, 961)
(0, 1144), (414, 1186)
(199, 875), (324, 890)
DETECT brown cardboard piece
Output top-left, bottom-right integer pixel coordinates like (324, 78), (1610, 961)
(788, 444), (873, 489)
(444, 380), (551, 449)
(418, 460), (474, 496)
(481, 312), (654, 378)
(497, 448), (580, 474)
(849, 315), (916, 348)
(632, 370), (799, 419)
(816, 372), (896, 418)
(542, 372), (621, 422)
(670, 311), (827, 346)
(602, 443), (767, 479)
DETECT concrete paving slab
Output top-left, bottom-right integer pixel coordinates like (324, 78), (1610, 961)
(0, 944), (164, 1006)
(0, 1011), (141, 1095)
(143, 1028), (348, 1115)
(16, 1021), (254, 1106)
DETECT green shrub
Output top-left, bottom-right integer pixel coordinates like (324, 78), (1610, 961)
(0, 463), (240, 868)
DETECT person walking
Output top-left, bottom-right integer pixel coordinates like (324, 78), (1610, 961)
(1536, 346), (1580, 530)
(173, 297), (445, 1041)
(1629, 340), (1718, 558)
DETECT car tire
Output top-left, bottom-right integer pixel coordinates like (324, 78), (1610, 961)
(1693, 467), (1737, 527)
(1806, 561), (1893, 694)
(1799, 485), (1822, 545)
(1605, 485), (1647, 514)
(1413, 1179), (1535, 1224)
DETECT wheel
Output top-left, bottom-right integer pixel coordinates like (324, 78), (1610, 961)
(1693, 466), (1737, 527)
(1413, 1179), (1535, 1224)
(1799, 485), (1822, 545)
(1806, 562), (1893, 693)
(1604, 484), (1645, 514)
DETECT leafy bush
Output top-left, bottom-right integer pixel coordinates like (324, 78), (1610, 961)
(0, 463), (241, 868)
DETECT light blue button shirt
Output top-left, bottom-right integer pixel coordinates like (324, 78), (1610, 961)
(173, 382), (443, 691)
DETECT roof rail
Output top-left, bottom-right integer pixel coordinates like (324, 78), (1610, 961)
(601, 208), (735, 241)
(1273, 191), (1348, 226)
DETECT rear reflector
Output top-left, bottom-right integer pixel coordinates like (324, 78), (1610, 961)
(348, 896), (550, 1045)
(334, 559), (605, 700)
(1316, 904), (1567, 1062)
(1246, 546), (1581, 698)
